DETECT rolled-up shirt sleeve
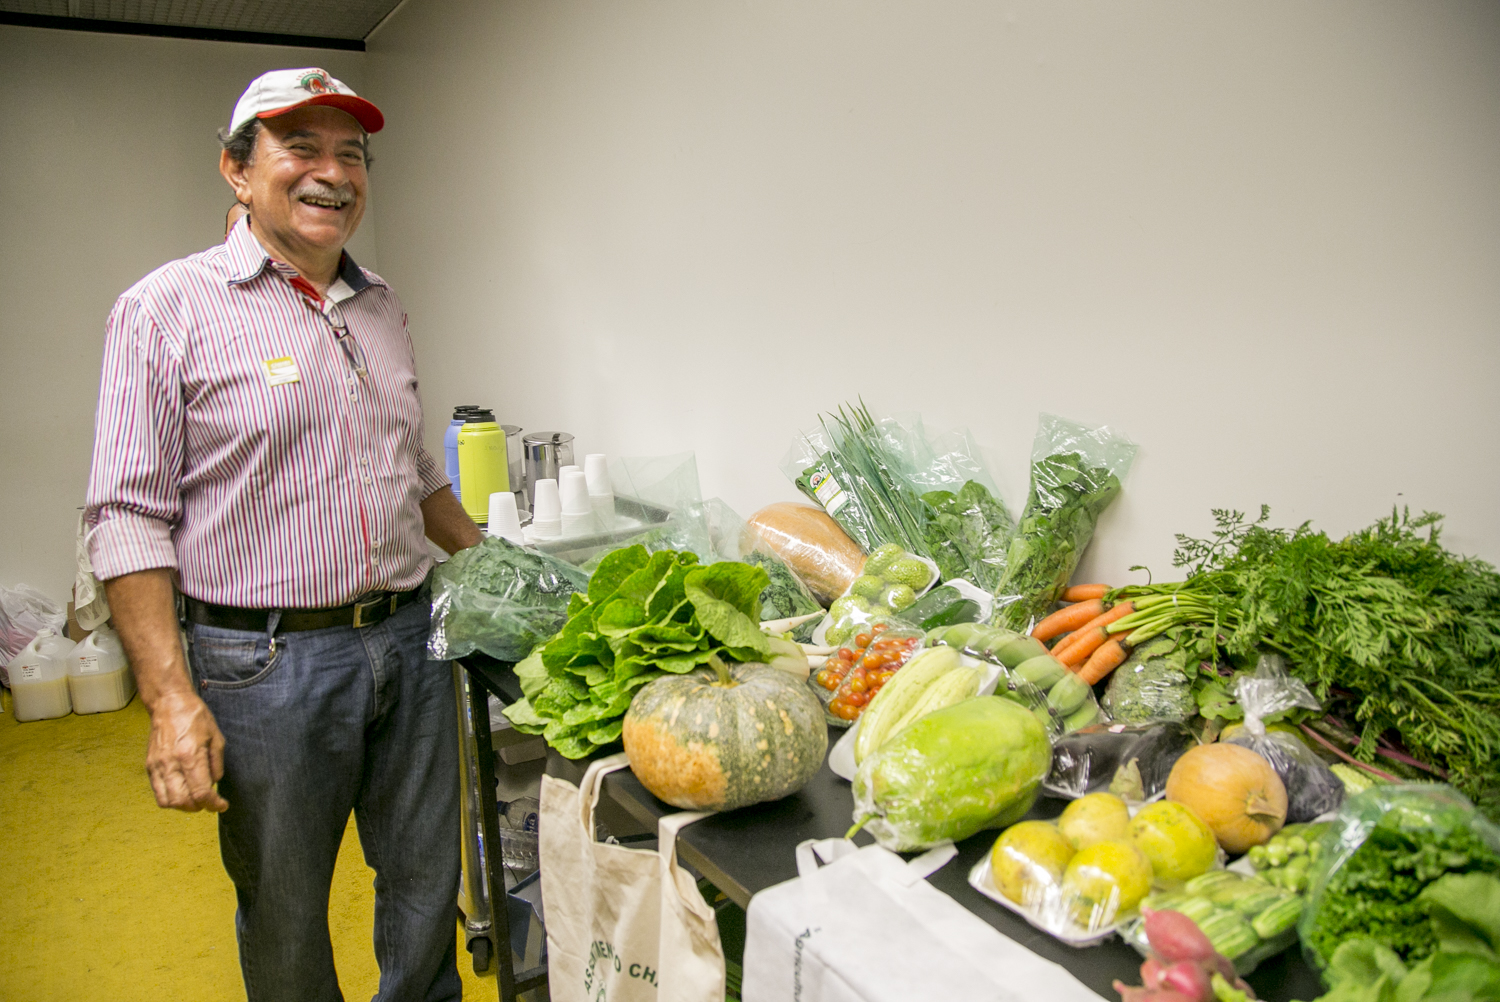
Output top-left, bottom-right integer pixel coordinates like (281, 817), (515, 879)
(84, 296), (185, 581)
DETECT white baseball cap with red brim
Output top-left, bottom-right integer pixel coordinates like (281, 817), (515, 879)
(228, 67), (384, 135)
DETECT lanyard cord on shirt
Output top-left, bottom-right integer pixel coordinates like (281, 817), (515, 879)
(288, 272), (367, 381)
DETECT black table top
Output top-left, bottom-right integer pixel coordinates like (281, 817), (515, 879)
(460, 656), (1326, 1002)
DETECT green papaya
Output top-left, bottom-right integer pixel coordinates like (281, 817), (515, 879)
(849, 696), (1052, 851)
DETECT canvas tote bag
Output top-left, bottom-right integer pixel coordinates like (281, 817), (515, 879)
(540, 752), (727, 1002)
(740, 838), (1100, 1002)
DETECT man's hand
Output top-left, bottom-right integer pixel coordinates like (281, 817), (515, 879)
(103, 568), (230, 813)
(145, 691), (230, 812)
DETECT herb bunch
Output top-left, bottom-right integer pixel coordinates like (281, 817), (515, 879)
(1123, 507), (1500, 814)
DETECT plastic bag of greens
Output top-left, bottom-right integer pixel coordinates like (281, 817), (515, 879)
(428, 537), (591, 662)
(1100, 635), (1199, 724)
(1220, 654), (1343, 823)
(1300, 784), (1500, 971)
(860, 412), (1016, 590)
(990, 415), (1137, 633)
(781, 404), (935, 560)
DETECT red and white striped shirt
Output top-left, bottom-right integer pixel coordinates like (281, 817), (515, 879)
(85, 219), (449, 608)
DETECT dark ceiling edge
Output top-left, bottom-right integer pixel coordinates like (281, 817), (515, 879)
(0, 12), (364, 51)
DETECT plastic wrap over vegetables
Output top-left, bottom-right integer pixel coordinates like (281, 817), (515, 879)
(428, 537), (591, 662)
(990, 414), (1136, 633)
(1101, 636), (1198, 725)
(1045, 722), (1199, 803)
(1300, 784), (1500, 971)
(1222, 655), (1343, 824)
(744, 502), (865, 606)
(849, 695), (1051, 851)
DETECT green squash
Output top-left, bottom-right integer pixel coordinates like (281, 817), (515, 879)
(622, 657), (828, 811)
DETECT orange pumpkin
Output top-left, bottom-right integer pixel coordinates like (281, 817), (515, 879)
(1165, 743), (1287, 854)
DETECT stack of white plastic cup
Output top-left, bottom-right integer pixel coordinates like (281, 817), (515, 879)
(487, 491), (524, 545)
(529, 478), (562, 540)
(559, 464), (581, 480)
(584, 453), (614, 530)
(560, 470), (599, 537)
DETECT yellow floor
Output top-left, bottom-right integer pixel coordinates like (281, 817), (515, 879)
(0, 692), (498, 1001)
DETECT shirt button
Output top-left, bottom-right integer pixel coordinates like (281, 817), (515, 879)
(360, 457), (369, 465)
(363, 476), (372, 485)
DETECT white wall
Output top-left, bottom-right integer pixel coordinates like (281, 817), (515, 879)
(365, 0), (1500, 581)
(0, 26), (372, 602)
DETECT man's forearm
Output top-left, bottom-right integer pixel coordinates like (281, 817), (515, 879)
(104, 568), (193, 707)
(103, 567), (229, 812)
(421, 487), (484, 555)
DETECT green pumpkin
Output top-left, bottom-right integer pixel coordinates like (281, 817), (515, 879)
(622, 658), (828, 811)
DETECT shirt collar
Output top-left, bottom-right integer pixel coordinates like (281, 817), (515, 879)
(224, 216), (385, 300)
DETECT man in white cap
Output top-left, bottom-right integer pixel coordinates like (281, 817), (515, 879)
(85, 68), (481, 1001)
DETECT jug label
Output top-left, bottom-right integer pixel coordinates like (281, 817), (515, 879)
(77, 655), (101, 674)
(19, 663), (41, 681)
(261, 356), (301, 387)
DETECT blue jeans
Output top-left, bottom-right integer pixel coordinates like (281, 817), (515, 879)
(189, 597), (462, 1002)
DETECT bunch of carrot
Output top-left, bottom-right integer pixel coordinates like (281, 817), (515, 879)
(1030, 584), (1208, 685)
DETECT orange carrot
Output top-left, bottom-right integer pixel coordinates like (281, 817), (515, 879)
(1051, 602), (1136, 666)
(1062, 583), (1110, 603)
(1031, 599), (1105, 642)
(1077, 638), (1129, 685)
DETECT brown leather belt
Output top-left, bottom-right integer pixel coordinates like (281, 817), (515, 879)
(184, 589), (422, 633)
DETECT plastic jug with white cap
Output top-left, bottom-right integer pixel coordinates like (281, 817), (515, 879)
(67, 623), (136, 714)
(7, 628), (75, 721)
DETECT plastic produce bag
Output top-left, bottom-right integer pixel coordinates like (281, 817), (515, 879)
(0, 584), (65, 685)
(990, 415), (1137, 633)
(1300, 784), (1500, 971)
(1044, 722), (1198, 802)
(1223, 655), (1344, 824)
(856, 411), (1016, 590)
(814, 544), (939, 648)
(428, 536), (591, 662)
(825, 627), (923, 724)
(925, 621), (1104, 736)
(744, 502), (865, 606)
(1121, 867), (1305, 976)
(850, 695), (1053, 852)
(1100, 635), (1198, 725)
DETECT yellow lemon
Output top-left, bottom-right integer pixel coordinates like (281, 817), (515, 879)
(1058, 792), (1131, 850)
(989, 821), (1074, 905)
(1061, 839), (1154, 929)
(1128, 800), (1219, 886)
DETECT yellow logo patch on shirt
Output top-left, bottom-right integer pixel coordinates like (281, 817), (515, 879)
(262, 356), (301, 387)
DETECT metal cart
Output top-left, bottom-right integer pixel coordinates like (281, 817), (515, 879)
(452, 494), (680, 999)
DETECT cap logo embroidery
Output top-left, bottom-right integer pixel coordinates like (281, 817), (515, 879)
(299, 70), (333, 95)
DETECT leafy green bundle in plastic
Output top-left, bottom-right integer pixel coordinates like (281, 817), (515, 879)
(1299, 784), (1500, 971)
(427, 536), (591, 662)
(990, 415), (1136, 633)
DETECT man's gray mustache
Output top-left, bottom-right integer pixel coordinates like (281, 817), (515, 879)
(292, 182), (355, 206)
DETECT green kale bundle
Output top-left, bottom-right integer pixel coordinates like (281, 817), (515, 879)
(502, 546), (770, 758)
(990, 451), (1125, 632)
(1303, 786), (1500, 970)
(428, 536), (591, 662)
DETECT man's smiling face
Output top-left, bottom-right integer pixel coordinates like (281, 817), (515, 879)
(228, 105), (368, 263)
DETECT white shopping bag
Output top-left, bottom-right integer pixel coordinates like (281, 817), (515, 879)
(741, 839), (1100, 1002)
(540, 753), (727, 1002)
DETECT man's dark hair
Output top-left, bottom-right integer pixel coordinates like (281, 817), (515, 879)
(217, 118), (373, 168)
(218, 119), (262, 167)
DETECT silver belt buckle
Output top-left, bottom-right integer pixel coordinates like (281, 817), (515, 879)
(352, 592), (396, 628)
